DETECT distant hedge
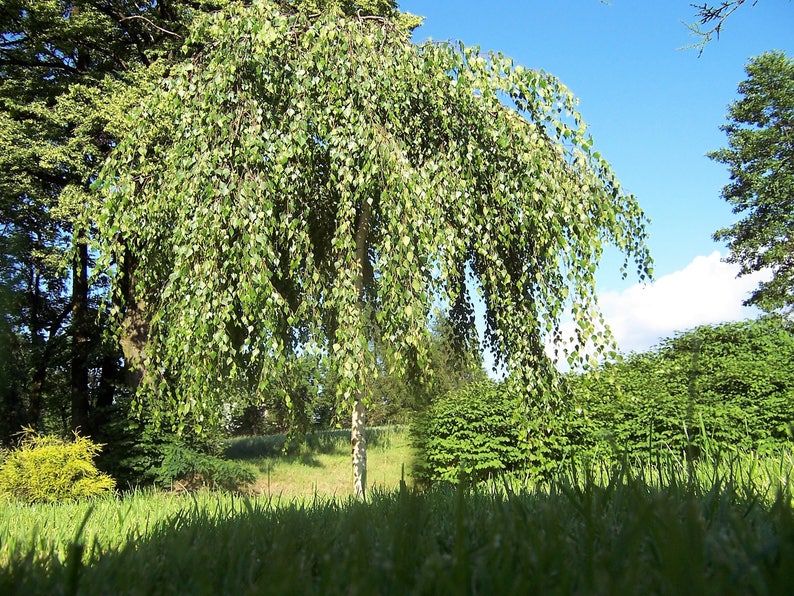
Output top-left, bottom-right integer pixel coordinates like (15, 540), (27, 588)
(567, 316), (794, 460)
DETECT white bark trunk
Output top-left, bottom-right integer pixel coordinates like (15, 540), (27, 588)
(351, 193), (372, 499)
(351, 396), (367, 499)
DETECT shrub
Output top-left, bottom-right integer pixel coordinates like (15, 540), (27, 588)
(411, 381), (527, 484)
(155, 444), (256, 492)
(92, 396), (233, 489)
(567, 316), (794, 460)
(0, 430), (115, 503)
(91, 404), (176, 488)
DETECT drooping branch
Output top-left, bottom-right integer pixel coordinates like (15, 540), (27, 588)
(97, 0), (651, 442)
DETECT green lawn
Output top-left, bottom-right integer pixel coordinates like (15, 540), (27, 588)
(224, 426), (415, 499)
(1, 429), (793, 595)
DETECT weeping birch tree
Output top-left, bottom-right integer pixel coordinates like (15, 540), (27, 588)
(97, 0), (651, 497)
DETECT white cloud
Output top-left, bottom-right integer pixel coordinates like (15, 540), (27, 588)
(483, 251), (771, 375)
(600, 251), (772, 354)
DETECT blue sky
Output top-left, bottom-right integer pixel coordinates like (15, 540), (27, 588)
(401, 0), (793, 355)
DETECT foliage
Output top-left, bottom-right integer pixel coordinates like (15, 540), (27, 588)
(0, 430), (115, 503)
(97, 0), (651, 442)
(710, 51), (794, 315)
(90, 393), (245, 489)
(568, 316), (794, 460)
(313, 313), (488, 428)
(1, 454), (794, 594)
(226, 350), (337, 437)
(367, 314), (488, 425)
(154, 444), (256, 492)
(227, 314), (487, 436)
(411, 382), (528, 484)
(90, 400), (182, 488)
(0, 0), (213, 439)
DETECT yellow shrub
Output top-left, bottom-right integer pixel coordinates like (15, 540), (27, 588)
(0, 430), (115, 503)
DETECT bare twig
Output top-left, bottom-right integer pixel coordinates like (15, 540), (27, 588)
(686, 0), (759, 55)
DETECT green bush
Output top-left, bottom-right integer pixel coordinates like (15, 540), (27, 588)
(91, 392), (240, 489)
(155, 444), (256, 492)
(91, 402), (176, 488)
(0, 430), (115, 503)
(411, 381), (527, 484)
(567, 316), (794, 460)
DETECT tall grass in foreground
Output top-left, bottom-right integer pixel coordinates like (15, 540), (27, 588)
(2, 452), (793, 595)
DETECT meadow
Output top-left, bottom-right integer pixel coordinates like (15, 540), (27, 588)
(2, 427), (794, 595)
(223, 426), (414, 499)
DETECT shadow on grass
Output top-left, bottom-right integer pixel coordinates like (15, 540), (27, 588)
(4, 468), (794, 595)
(225, 426), (403, 461)
(255, 451), (325, 469)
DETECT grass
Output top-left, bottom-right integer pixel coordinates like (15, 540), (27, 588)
(224, 426), (415, 499)
(1, 428), (793, 594)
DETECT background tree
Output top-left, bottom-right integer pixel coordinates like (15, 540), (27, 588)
(0, 0), (217, 440)
(97, 0), (651, 497)
(710, 51), (794, 315)
(0, 0), (256, 439)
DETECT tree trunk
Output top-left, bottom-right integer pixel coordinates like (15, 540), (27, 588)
(96, 353), (118, 410)
(0, 331), (25, 443)
(27, 363), (46, 430)
(27, 265), (44, 429)
(351, 395), (367, 499)
(118, 251), (149, 391)
(351, 196), (373, 498)
(25, 261), (73, 430)
(71, 239), (90, 434)
(120, 303), (149, 389)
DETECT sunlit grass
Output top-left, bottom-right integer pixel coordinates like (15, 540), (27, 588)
(225, 426), (415, 499)
(1, 431), (793, 594)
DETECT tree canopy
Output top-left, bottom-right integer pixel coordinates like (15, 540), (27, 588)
(710, 51), (794, 315)
(0, 0), (200, 437)
(97, 0), (651, 493)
